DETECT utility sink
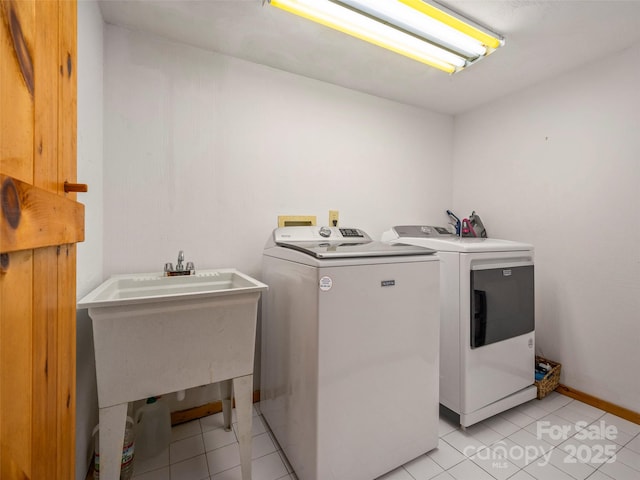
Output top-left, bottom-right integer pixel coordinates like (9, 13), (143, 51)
(78, 269), (267, 308)
(79, 268), (267, 480)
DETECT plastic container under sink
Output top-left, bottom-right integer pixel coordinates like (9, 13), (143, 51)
(93, 416), (135, 480)
(134, 396), (172, 460)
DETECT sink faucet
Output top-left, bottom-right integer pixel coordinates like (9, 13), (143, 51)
(165, 251), (195, 276)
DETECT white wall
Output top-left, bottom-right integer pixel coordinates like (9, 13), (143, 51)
(76, 1), (104, 477)
(103, 24), (453, 410)
(452, 44), (640, 412)
(103, 26), (453, 279)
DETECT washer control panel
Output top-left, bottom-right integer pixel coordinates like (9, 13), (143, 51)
(339, 228), (365, 238)
(274, 226), (370, 243)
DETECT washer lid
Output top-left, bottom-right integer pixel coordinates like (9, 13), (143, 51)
(277, 240), (436, 259)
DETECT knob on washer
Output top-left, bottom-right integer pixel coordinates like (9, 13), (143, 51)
(319, 227), (332, 238)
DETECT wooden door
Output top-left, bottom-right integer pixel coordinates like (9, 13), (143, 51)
(0, 0), (83, 478)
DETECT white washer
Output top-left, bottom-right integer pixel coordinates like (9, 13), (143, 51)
(382, 225), (536, 428)
(261, 226), (440, 480)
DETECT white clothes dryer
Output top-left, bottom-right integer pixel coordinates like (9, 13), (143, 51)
(261, 226), (440, 480)
(382, 225), (536, 427)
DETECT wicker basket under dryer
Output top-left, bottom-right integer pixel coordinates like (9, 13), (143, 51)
(535, 356), (561, 399)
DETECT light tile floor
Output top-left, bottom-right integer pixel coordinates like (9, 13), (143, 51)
(131, 392), (640, 480)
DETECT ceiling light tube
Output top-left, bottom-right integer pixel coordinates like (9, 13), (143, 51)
(269, 0), (466, 73)
(337, 0), (487, 59)
(398, 0), (503, 50)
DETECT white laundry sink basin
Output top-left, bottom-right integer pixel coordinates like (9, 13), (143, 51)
(78, 268), (267, 480)
(78, 269), (267, 308)
(77, 267), (268, 407)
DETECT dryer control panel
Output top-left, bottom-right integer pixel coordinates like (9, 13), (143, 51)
(394, 225), (454, 238)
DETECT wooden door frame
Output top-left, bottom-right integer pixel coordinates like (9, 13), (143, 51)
(1, 1), (82, 478)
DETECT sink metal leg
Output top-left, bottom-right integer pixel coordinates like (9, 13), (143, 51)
(234, 374), (253, 480)
(220, 379), (233, 431)
(98, 402), (128, 480)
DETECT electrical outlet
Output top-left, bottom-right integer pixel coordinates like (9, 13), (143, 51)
(329, 210), (339, 227)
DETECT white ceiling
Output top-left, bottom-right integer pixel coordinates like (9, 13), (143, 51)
(99, 0), (640, 115)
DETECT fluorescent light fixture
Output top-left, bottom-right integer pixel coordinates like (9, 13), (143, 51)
(267, 0), (503, 73)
